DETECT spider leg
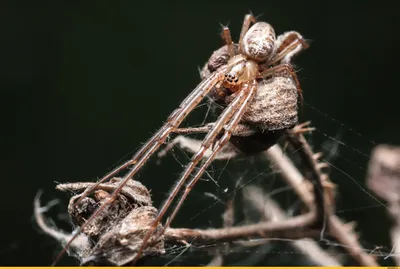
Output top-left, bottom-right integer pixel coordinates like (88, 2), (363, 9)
(173, 123), (214, 135)
(163, 80), (258, 229)
(260, 63), (303, 106)
(74, 67), (226, 206)
(221, 26), (234, 58)
(239, 14), (256, 54)
(52, 66), (228, 265)
(270, 31), (309, 65)
(158, 123), (255, 160)
(158, 134), (238, 161)
(131, 80), (258, 264)
(158, 124), (215, 160)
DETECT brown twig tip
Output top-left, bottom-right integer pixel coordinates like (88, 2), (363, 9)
(266, 122), (377, 266)
(286, 122), (327, 222)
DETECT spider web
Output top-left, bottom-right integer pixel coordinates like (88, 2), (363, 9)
(35, 87), (397, 266)
(153, 97), (397, 266)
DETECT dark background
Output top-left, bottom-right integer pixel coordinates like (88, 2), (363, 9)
(1, 0), (400, 266)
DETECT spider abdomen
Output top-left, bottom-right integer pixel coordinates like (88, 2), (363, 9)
(241, 22), (276, 62)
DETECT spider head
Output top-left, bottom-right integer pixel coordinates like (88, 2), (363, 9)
(223, 54), (258, 87)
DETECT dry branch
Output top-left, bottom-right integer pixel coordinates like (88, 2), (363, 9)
(243, 185), (341, 266)
(367, 144), (400, 265)
(34, 176), (320, 265)
(34, 123), (380, 266)
(264, 128), (378, 266)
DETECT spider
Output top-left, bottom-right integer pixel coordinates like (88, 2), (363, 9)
(54, 13), (309, 264)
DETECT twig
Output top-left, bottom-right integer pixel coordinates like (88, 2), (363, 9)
(165, 212), (316, 243)
(34, 191), (73, 243)
(34, 123), (379, 266)
(35, 194), (317, 265)
(34, 177), (319, 265)
(34, 192), (92, 260)
(367, 144), (400, 265)
(243, 185), (341, 266)
(264, 143), (314, 210)
(264, 125), (378, 266)
(328, 215), (377, 266)
(285, 123), (327, 222)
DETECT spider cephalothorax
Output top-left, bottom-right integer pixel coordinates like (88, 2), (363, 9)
(223, 54), (258, 87)
(222, 22), (276, 88)
(54, 14), (309, 265)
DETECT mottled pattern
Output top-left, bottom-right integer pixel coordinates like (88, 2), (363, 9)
(240, 76), (298, 131)
(85, 206), (165, 266)
(242, 22), (276, 62)
(55, 178), (165, 265)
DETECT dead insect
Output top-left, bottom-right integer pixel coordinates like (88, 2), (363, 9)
(54, 13), (309, 264)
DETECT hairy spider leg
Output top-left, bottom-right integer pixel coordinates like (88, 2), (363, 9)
(54, 13), (308, 265)
(163, 81), (258, 228)
(271, 31), (309, 65)
(239, 14), (257, 54)
(52, 66), (228, 265)
(158, 135), (238, 161)
(221, 26), (234, 58)
(132, 18), (308, 264)
(257, 31), (308, 108)
(132, 80), (258, 265)
(73, 67), (228, 208)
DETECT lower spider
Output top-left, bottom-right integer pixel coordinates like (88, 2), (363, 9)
(54, 13), (309, 264)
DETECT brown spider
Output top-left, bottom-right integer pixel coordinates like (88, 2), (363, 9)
(54, 14), (309, 264)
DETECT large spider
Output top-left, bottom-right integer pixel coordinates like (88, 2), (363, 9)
(55, 14), (309, 264)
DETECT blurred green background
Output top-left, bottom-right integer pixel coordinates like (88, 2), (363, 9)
(1, 0), (400, 266)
